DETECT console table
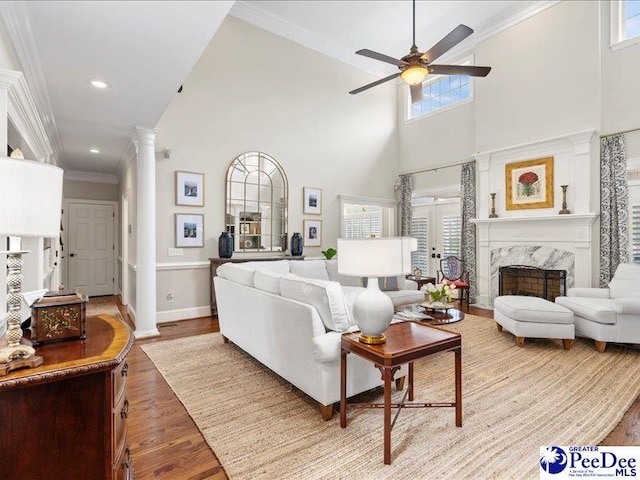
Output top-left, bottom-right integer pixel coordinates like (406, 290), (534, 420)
(209, 256), (304, 316)
(0, 314), (134, 480)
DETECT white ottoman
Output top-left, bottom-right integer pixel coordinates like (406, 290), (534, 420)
(494, 295), (575, 349)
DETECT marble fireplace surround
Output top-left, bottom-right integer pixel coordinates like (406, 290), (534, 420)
(471, 214), (599, 307)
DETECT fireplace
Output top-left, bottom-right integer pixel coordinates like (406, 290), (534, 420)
(499, 265), (567, 301)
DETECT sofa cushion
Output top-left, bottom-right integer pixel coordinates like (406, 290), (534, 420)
(289, 260), (330, 281)
(608, 263), (640, 299)
(254, 270), (285, 295)
(216, 263), (255, 286)
(241, 260), (291, 275)
(280, 274), (351, 332)
(325, 259), (363, 287)
(494, 296), (574, 324)
(555, 297), (618, 325)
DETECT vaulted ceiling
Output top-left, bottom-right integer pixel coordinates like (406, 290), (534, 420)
(0, 0), (550, 180)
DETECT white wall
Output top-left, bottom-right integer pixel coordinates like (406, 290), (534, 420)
(149, 16), (398, 318)
(64, 179), (119, 201)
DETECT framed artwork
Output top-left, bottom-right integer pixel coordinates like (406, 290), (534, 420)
(303, 219), (322, 247)
(175, 213), (204, 248)
(176, 171), (204, 207)
(505, 157), (554, 210)
(303, 187), (322, 215)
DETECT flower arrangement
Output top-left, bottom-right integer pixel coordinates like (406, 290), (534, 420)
(517, 171), (539, 197)
(421, 282), (456, 304)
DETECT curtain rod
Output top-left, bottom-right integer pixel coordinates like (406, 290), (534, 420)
(400, 159), (475, 177)
(600, 126), (640, 137)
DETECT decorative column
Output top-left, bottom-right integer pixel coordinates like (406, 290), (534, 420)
(134, 126), (160, 338)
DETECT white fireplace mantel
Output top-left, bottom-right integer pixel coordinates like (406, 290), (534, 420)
(471, 213), (600, 307)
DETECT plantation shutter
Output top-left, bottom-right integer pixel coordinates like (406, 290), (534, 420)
(410, 218), (429, 271)
(343, 210), (382, 239)
(442, 214), (461, 257)
(633, 204), (640, 264)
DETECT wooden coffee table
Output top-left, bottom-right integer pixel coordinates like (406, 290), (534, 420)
(395, 304), (465, 324)
(340, 322), (462, 465)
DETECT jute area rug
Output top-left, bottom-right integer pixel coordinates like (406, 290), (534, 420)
(142, 315), (640, 480)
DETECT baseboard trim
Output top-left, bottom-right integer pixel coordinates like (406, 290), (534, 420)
(157, 306), (211, 324)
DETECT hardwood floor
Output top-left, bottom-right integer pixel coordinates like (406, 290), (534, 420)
(114, 300), (639, 479)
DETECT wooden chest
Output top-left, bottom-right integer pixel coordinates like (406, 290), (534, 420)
(31, 293), (87, 346)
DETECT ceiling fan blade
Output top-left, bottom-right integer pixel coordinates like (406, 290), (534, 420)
(349, 73), (401, 95)
(410, 84), (424, 104)
(356, 49), (408, 67)
(421, 24), (473, 63)
(429, 64), (491, 77)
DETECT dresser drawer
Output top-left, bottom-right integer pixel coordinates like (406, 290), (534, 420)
(113, 393), (129, 463)
(113, 360), (129, 404)
(114, 446), (134, 480)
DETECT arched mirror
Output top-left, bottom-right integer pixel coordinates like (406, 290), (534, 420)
(226, 152), (288, 253)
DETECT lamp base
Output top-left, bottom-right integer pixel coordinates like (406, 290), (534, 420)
(359, 333), (387, 345)
(0, 344), (43, 376)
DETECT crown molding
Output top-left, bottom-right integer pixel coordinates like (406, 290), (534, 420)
(116, 141), (136, 181)
(64, 169), (119, 184)
(0, 1), (64, 166)
(229, 1), (391, 78)
(230, 1), (560, 77)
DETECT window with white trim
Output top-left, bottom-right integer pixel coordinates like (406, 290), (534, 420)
(410, 217), (429, 271)
(612, 0), (640, 48)
(408, 57), (473, 121)
(343, 204), (382, 239)
(442, 214), (462, 258)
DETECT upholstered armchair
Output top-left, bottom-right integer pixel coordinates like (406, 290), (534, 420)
(555, 263), (640, 352)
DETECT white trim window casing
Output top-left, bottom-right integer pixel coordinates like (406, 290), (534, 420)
(611, 0), (640, 51)
(406, 56), (474, 122)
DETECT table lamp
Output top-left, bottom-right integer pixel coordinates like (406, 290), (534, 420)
(0, 157), (63, 375)
(337, 237), (416, 344)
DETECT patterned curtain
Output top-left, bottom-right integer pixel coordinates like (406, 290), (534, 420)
(460, 162), (477, 303)
(600, 134), (628, 286)
(399, 174), (413, 236)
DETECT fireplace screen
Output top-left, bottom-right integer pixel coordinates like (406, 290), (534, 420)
(499, 265), (567, 301)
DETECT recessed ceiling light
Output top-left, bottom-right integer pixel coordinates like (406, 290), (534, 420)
(89, 79), (110, 89)
(90, 148), (100, 154)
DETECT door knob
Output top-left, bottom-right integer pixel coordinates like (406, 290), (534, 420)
(69, 253), (76, 257)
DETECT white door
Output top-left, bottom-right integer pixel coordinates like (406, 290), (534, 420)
(412, 200), (461, 277)
(68, 202), (115, 297)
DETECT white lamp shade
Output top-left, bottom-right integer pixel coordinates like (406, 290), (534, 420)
(0, 158), (63, 238)
(337, 237), (416, 277)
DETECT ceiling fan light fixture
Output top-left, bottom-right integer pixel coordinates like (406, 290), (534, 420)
(401, 65), (428, 85)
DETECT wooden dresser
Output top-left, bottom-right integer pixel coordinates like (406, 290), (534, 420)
(0, 314), (134, 480)
(209, 256), (305, 316)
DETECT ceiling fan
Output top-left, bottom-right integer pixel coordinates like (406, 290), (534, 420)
(350, 0), (491, 104)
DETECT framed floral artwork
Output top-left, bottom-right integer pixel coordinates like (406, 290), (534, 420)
(175, 213), (204, 248)
(505, 157), (554, 210)
(303, 219), (322, 247)
(176, 171), (204, 207)
(303, 187), (322, 215)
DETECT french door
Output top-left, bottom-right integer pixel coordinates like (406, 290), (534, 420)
(411, 200), (461, 277)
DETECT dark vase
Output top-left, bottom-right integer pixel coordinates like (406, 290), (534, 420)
(291, 232), (303, 256)
(218, 231), (233, 258)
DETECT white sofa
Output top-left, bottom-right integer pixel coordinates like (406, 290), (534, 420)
(214, 259), (421, 420)
(555, 263), (640, 352)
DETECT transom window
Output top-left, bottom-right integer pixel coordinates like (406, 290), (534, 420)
(611, 0), (640, 50)
(408, 57), (473, 121)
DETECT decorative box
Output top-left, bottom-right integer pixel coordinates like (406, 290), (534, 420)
(30, 293), (87, 346)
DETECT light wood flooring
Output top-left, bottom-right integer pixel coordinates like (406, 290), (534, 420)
(111, 298), (640, 479)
